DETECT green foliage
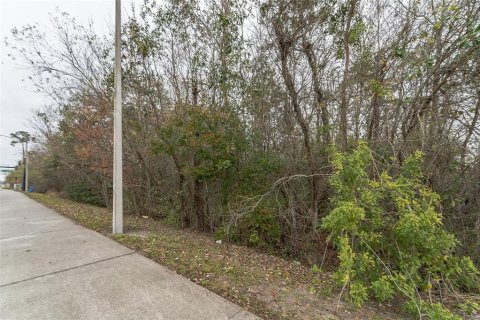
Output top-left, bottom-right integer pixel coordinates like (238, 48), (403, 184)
(457, 300), (480, 316)
(349, 281), (368, 307)
(405, 301), (462, 320)
(446, 256), (480, 292)
(394, 46), (406, 58)
(322, 143), (479, 315)
(423, 303), (462, 320)
(371, 277), (394, 302)
(368, 80), (391, 98)
(227, 203), (281, 249)
(163, 207), (181, 228)
(154, 105), (244, 182)
(125, 19), (157, 59)
(244, 203), (281, 248)
(237, 152), (283, 195)
(322, 202), (365, 233)
(10, 130), (32, 146)
(348, 20), (365, 45)
(311, 264), (321, 274)
(65, 182), (104, 206)
(214, 226), (228, 241)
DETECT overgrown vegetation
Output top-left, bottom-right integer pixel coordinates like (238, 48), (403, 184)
(323, 143), (480, 319)
(29, 192), (410, 320)
(4, 0), (480, 316)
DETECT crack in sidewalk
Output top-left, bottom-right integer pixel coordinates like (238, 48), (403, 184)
(0, 251), (135, 288)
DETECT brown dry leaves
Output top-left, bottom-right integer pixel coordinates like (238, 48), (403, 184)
(29, 192), (405, 320)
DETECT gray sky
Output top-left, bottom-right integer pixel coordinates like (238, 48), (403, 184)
(0, 0), (137, 180)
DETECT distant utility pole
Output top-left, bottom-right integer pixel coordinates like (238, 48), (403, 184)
(113, 0), (123, 234)
(8, 131), (31, 192)
(25, 140), (28, 192)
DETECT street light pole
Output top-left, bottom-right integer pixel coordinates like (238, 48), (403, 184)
(112, 0), (123, 234)
(25, 140), (28, 192)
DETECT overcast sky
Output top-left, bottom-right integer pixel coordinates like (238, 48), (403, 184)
(0, 0), (138, 180)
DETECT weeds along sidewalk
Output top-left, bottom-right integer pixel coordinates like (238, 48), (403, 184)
(28, 192), (405, 320)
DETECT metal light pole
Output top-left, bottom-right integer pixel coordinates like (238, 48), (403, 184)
(112, 0), (123, 234)
(25, 140), (28, 192)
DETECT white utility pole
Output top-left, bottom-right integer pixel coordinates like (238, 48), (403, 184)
(113, 0), (123, 234)
(25, 141), (28, 192)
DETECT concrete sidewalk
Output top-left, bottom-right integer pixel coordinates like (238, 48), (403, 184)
(0, 190), (260, 320)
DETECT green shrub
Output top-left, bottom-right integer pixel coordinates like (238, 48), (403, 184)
(349, 281), (369, 307)
(423, 303), (462, 320)
(163, 207), (181, 227)
(237, 152), (283, 194)
(224, 202), (281, 248)
(65, 183), (104, 206)
(457, 300), (480, 316)
(214, 226), (229, 241)
(371, 277), (395, 302)
(322, 142), (479, 317)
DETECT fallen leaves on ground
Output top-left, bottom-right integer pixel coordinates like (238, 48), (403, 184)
(29, 192), (406, 320)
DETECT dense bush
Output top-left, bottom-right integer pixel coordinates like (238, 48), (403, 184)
(65, 182), (105, 206)
(222, 202), (282, 249)
(6, 2), (479, 315)
(322, 143), (479, 318)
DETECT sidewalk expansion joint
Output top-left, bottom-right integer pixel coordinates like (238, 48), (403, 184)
(0, 227), (80, 241)
(228, 309), (243, 319)
(0, 251), (135, 288)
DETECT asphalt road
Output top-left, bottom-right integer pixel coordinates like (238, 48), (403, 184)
(0, 189), (259, 320)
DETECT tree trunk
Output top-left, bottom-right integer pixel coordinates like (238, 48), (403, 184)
(367, 54), (385, 144)
(339, 0), (357, 150)
(172, 154), (189, 227)
(273, 21), (318, 229)
(193, 157), (205, 231)
(191, 70), (205, 230)
(303, 40), (330, 146)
